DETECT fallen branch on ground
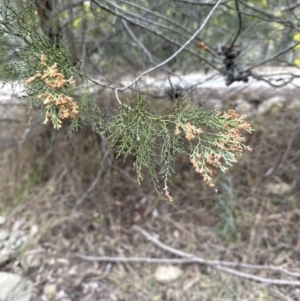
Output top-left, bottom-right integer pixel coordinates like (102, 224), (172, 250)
(76, 226), (300, 286)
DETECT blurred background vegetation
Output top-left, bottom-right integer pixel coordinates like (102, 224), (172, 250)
(0, 0), (299, 80)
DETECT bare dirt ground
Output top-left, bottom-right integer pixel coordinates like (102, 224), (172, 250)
(1, 84), (300, 301)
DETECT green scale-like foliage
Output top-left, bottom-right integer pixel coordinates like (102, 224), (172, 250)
(107, 95), (253, 199)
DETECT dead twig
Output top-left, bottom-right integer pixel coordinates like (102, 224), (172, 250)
(76, 254), (209, 264)
(77, 226), (300, 287)
(135, 227), (300, 286)
(75, 253), (300, 278)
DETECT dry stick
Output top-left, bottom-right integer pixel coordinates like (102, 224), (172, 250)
(77, 227), (300, 286)
(135, 227), (300, 286)
(229, 0), (242, 51)
(76, 255), (213, 264)
(135, 227), (300, 279)
(122, 20), (173, 74)
(76, 254), (300, 287)
(247, 42), (300, 72)
(75, 254), (300, 280)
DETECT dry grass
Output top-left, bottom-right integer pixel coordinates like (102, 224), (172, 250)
(1, 91), (300, 300)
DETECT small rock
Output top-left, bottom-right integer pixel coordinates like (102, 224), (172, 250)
(209, 99), (223, 110)
(154, 265), (183, 283)
(288, 98), (300, 110)
(0, 248), (11, 265)
(30, 224), (39, 236)
(0, 230), (9, 241)
(257, 96), (285, 116)
(0, 216), (6, 225)
(235, 100), (254, 115)
(48, 258), (56, 266)
(0, 232), (29, 266)
(21, 253), (42, 271)
(6, 234), (26, 253)
(56, 289), (70, 300)
(82, 282), (100, 294)
(173, 230), (179, 239)
(152, 208), (159, 218)
(266, 181), (291, 195)
(43, 283), (57, 300)
(0, 272), (33, 301)
(68, 266), (78, 275)
(5, 231), (28, 253)
(56, 258), (70, 265)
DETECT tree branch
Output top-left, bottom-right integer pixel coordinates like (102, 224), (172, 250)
(229, 0), (242, 50)
(113, 0), (223, 101)
(77, 226), (300, 286)
(135, 226), (300, 286)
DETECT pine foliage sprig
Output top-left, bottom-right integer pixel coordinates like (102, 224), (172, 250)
(106, 95), (253, 200)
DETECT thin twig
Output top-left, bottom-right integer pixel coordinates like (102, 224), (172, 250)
(122, 20), (173, 74)
(134, 227), (300, 275)
(134, 226), (300, 286)
(247, 42), (300, 72)
(77, 252), (300, 286)
(75, 252), (300, 279)
(214, 265), (300, 286)
(90, 0), (219, 71)
(77, 226), (300, 286)
(115, 0), (223, 96)
(90, 0), (223, 104)
(229, 0), (242, 51)
(76, 255), (207, 264)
